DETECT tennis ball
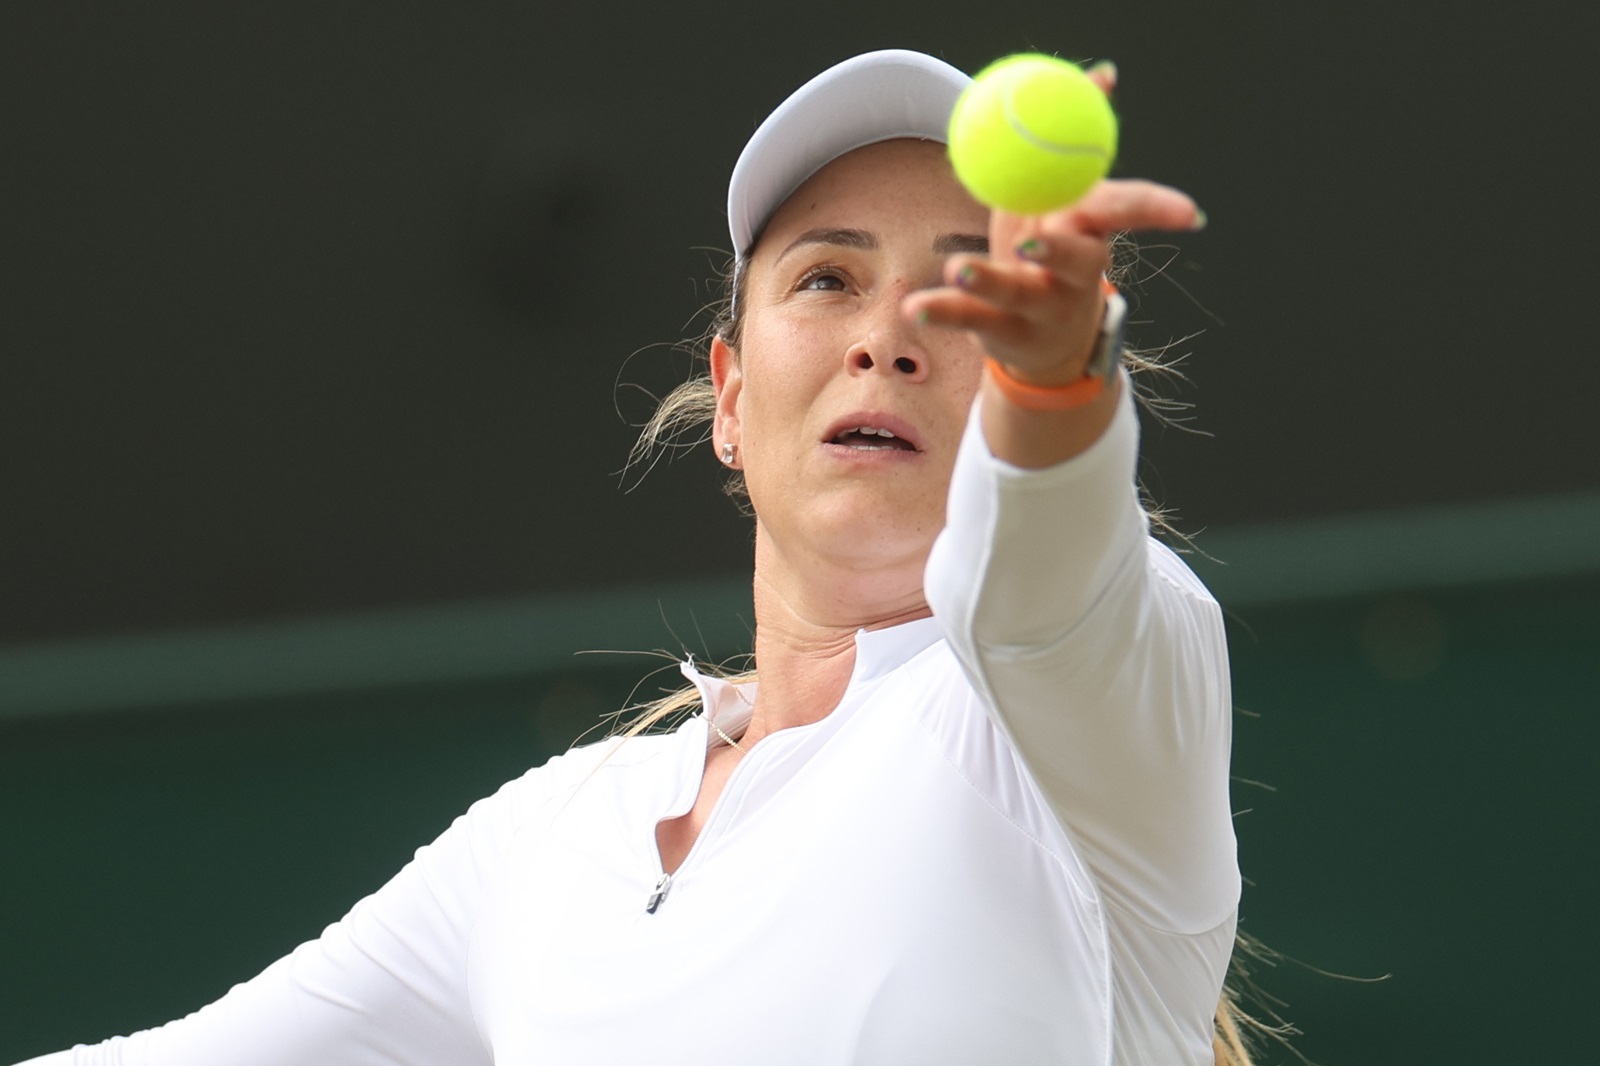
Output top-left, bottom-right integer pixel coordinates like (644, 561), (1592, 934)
(948, 53), (1118, 215)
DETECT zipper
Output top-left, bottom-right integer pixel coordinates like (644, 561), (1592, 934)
(642, 720), (767, 915)
(645, 873), (672, 914)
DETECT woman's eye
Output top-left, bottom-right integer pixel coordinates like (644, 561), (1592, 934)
(798, 268), (847, 292)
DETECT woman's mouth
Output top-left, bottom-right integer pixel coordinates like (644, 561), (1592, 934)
(828, 425), (918, 452)
(822, 413), (924, 454)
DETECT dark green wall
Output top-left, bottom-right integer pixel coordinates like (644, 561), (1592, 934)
(4, 573), (1596, 1062)
(1223, 576), (1598, 1063)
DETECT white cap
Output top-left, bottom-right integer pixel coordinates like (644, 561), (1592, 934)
(726, 49), (972, 260)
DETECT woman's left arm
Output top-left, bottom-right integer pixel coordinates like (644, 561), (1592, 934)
(925, 382), (1238, 936)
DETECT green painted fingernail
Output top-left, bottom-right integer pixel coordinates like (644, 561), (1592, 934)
(956, 264), (977, 288)
(1017, 238), (1047, 260)
(916, 309), (930, 326)
(1191, 208), (1209, 231)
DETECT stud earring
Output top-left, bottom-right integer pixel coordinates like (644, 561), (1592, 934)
(721, 443), (737, 466)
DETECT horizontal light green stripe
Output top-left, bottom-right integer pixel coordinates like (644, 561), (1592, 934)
(2, 491), (1596, 720)
(0, 578), (753, 720)
(1187, 489), (1600, 606)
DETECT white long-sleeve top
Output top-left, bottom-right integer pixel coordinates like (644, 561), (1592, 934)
(17, 384), (1239, 1066)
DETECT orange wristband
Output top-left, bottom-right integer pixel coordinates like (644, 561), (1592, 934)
(986, 279), (1124, 411)
(986, 357), (1108, 410)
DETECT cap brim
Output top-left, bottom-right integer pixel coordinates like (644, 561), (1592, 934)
(727, 50), (972, 259)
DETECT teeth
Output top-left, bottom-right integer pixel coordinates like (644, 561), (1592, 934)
(829, 425), (911, 450)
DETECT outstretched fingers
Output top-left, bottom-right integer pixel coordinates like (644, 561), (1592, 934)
(904, 178), (1204, 375)
(948, 255), (1065, 312)
(905, 237), (1105, 352)
(904, 257), (1098, 370)
(907, 280), (1030, 346)
(1037, 178), (1205, 241)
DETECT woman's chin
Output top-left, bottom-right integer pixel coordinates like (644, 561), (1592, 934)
(757, 494), (941, 575)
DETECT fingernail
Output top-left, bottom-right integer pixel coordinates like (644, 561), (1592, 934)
(1191, 208), (1208, 231)
(956, 264), (977, 288)
(915, 309), (931, 326)
(1086, 59), (1118, 88)
(1016, 238), (1048, 261)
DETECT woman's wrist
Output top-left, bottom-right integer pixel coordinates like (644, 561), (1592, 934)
(985, 283), (1126, 411)
(985, 357), (1108, 409)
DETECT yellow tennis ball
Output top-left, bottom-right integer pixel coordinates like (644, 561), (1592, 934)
(948, 53), (1118, 215)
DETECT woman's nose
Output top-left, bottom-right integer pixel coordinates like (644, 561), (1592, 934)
(844, 297), (930, 381)
(845, 344), (927, 378)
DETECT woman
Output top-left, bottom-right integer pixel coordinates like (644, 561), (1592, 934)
(16, 49), (1243, 1065)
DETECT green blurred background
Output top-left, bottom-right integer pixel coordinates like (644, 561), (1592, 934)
(3, 0), (1596, 1062)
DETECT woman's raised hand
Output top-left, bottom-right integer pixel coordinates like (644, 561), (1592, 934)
(903, 178), (1204, 388)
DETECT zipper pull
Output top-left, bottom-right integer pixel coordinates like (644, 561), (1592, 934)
(646, 873), (672, 914)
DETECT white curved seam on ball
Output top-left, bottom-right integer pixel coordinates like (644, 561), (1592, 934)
(1002, 93), (1111, 158)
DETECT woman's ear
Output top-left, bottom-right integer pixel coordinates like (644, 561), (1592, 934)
(710, 335), (743, 463)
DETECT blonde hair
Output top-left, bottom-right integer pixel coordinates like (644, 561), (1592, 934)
(1215, 998), (1253, 1065)
(620, 251), (1292, 1065)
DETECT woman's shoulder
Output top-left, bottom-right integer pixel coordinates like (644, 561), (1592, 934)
(471, 727), (694, 829)
(505, 728), (678, 791)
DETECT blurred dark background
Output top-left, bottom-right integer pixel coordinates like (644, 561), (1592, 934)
(2, 2), (1596, 1063)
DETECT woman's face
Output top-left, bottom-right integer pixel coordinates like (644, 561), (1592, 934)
(713, 138), (991, 579)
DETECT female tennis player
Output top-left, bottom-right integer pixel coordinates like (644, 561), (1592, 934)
(15, 49), (1250, 1065)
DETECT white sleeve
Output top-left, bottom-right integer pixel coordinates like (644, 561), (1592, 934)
(11, 759), (563, 1066)
(925, 380), (1240, 934)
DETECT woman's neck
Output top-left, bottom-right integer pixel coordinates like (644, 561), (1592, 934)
(738, 530), (930, 746)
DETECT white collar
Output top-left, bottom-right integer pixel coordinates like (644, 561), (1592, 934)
(679, 615), (942, 746)
(851, 614), (941, 683)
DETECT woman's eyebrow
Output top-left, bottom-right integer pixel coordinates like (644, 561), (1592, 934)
(776, 227), (877, 262)
(772, 228), (987, 263)
(934, 233), (989, 255)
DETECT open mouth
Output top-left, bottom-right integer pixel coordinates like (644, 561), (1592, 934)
(828, 425), (919, 452)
